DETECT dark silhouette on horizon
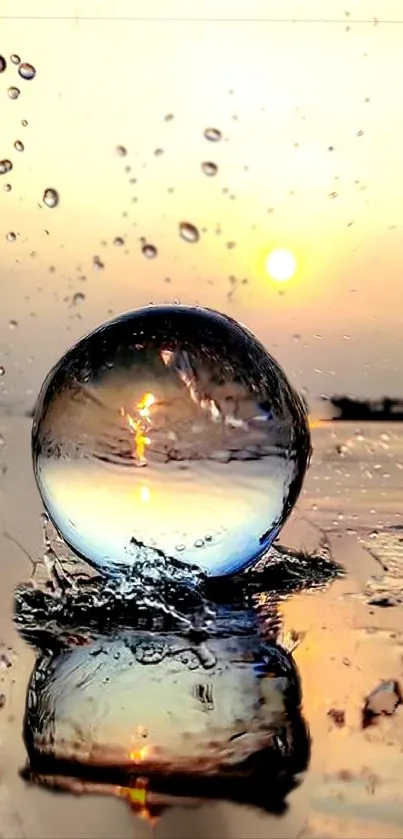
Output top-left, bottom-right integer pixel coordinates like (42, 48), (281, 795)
(325, 396), (403, 422)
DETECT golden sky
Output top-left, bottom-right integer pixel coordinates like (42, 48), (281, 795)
(0, 0), (402, 415)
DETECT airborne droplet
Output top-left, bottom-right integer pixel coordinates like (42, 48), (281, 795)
(3, 183), (12, 192)
(7, 87), (20, 100)
(203, 127), (222, 142)
(0, 56), (6, 73)
(0, 160), (13, 175)
(14, 140), (24, 152)
(116, 145), (127, 157)
(179, 221), (200, 243)
(92, 255), (105, 271)
(18, 62), (36, 80)
(10, 54), (20, 65)
(21, 119), (28, 127)
(141, 243), (157, 259)
(6, 232), (16, 242)
(113, 236), (125, 247)
(43, 188), (59, 208)
(201, 161), (218, 176)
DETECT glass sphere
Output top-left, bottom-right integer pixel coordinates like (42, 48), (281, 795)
(32, 305), (311, 578)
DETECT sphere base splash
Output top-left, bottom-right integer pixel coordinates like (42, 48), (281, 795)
(32, 305), (311, 579)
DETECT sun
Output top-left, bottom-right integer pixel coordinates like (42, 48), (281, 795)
(266, 248), (297, 282)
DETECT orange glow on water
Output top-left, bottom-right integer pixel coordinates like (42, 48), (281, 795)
(120, 777), (157, 824)
(121, 392), (155, 465)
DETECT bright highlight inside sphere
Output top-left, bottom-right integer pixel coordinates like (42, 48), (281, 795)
(32, 305), (311, 579)
(266, 249), (297, 282)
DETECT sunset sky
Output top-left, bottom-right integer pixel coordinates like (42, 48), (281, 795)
(0, 0), (402, 417)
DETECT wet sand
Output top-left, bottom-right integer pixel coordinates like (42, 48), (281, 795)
(1, 418), (403, 837)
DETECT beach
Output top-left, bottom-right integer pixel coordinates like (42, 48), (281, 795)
(1, 418), (403, 838)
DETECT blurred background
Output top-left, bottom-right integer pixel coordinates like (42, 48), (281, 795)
(1, 0), (402, 423)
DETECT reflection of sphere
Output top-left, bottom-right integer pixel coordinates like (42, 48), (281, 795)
(32, 305), (310, 578)
(24, 632), (306, 781)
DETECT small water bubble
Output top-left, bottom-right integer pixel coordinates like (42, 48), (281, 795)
(0, 56), (7, 73)
(21, 119), (28, 127)
(138, 638), (168, 664)
(116, 145), (127, 157)
(14, 140), (24, 152)
(3, 183), (12, 192)
(194, 539), (204, 548)
(179, 221), (200, 243)
(204, 127), (222, 142)
(7, 86), (20, 100)
(18, 62), (36, 80)
(113, 236), (124, 247)
(10, 54), (20, 65)
(43, 188), (59, 208)
(141, 243), (157, 259)
(6, 232), (16, 242)
(201, 161), (218, 176)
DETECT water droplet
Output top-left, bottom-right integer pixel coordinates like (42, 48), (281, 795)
(18, 62), (36, 80)
(92, 255), (104, 271)
(201, 161), (218, 176)
(0, 160), (13, 175)
(14, 140), (24, 152)
(3, 183), (12, 192)
(0, 366), (5, 376)
(7, 86), (20, 100)
(164, 113), (174, 121)
(154, 148), (164, 157)
(116, 145), (127, 157)
(179, 222), (200, 243)
(43, 188), (59, 208)
(141, 243), (157, 259)
(21, 119), (28, 127)
(10, 54), (20, 65)
(8, 319), (18, 329)
(113, 236), (124, 247)
(135, 639), (167, 664)
(0, 56), (6, 73)
(71, 292), (85, 306)
(204, 127), (222, 142)
(31, 304), (310, 579)
(6, 232), (16, 242)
